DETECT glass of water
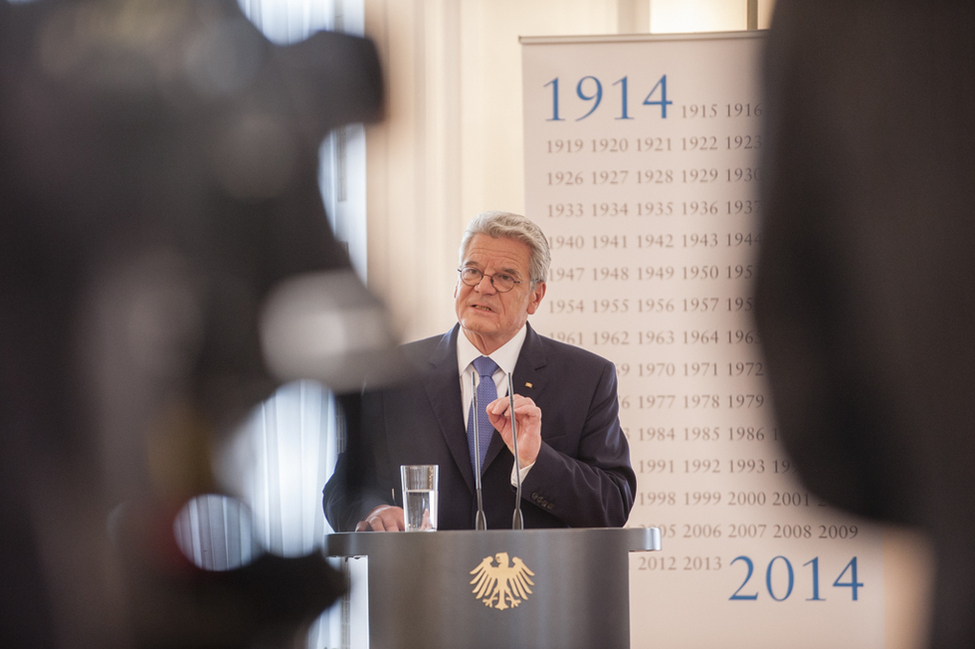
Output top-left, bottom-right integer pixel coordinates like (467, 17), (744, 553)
(400, 465), (438, 531)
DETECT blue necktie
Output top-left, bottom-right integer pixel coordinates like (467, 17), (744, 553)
(468, 356), (499, 474)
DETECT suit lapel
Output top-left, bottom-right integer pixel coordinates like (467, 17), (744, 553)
(422, 325), (476, 493)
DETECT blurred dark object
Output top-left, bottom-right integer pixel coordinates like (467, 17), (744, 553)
(756, 1), (975, 647)
(112, 498), (345, 649)
(0, 0), (386, 646)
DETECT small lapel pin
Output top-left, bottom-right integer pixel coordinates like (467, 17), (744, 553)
(525, 382), (533, 388)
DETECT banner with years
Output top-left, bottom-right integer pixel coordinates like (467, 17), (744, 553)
(521, 31), (884, 649)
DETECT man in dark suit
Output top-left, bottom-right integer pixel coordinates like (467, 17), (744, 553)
(324, 212), (636, 531)
(755, 1), (975, 647)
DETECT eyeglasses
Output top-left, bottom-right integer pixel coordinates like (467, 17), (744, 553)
(457, 267), (526, 293)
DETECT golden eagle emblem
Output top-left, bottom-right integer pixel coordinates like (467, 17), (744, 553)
(469, 552), (535, 610)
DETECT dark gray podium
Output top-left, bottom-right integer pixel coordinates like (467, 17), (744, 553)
(324, 527), (661, 649)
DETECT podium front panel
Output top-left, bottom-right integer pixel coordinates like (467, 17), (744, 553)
(325, 528), (660, 649)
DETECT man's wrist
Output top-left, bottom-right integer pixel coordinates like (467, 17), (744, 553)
(510, 460), (535, 486)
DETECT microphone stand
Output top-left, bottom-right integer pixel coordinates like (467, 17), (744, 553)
(508, 372), (524, 530)
(472, 371), (487, 530)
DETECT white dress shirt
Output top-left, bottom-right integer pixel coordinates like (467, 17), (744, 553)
(456, 325), (534, 482)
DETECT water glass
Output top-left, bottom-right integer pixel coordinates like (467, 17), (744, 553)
(400, 465), (438, 531)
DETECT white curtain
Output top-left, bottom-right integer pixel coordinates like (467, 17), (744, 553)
(219, 380), (341, 553)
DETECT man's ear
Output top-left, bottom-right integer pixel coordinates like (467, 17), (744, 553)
(526, 282), (546, 315)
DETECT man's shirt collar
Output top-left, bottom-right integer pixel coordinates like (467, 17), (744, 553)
(457, 324), (527, 378)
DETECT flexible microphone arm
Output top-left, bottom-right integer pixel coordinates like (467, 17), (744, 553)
(472, 371), (487, 530)
(508, 372), (524, 530)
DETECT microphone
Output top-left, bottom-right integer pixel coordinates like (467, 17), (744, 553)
(472, 371), (488, 530)
(507, 372), (524, 530)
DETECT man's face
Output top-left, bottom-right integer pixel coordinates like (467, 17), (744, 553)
(454, 234), (546, 354)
